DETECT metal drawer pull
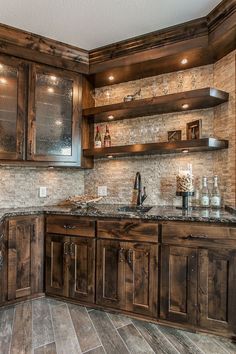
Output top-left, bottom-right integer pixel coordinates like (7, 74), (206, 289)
(185, 234), (207, 240)
(63, 224), (77, 230)
(118, 248), (125, 262)
(63, 241), (70, 255)
(127, 249), (133, 265)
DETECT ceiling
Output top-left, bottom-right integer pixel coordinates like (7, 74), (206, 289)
(0, 0), (222, 50)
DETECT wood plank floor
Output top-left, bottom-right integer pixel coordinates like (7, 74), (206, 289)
(0, 297), (235, 354)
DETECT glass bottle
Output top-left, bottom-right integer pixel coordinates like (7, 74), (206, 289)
(210, 175), (221, 209)
(94, 126), (102, 148)
(200, 176), (210, 207)
(104, 125), (111, 147)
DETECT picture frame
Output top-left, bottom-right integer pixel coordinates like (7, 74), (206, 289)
(168, 130), (182, 142)
(186, 119), (202, 140)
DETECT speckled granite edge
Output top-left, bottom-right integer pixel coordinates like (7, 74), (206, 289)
(0, 204), (236, 225)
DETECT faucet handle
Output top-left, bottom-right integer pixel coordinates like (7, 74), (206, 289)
(141, 187), (147, 204)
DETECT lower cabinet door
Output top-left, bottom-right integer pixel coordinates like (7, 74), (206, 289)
(160, 245), (198, 325)
(69, 237), (95, 303)
(0, 223), (6, 303)
(8, 216), (44, 300)
(125, 242), (158, 317)
(96, 239), (126, 309)
(46, 234), (70, 297)
(198, 248), (236, 335)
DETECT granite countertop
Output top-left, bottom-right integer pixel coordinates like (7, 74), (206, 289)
(0, 204), (236, 224)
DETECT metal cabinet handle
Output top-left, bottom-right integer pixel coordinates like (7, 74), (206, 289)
(118, 248), (125, 262)
(29, 140), (32, 155)
(185, 234), (207, 240)
(69, 242), (75, 256)
(0, 234), (3, 241)
(0, 250), (3, 269)
(63, 241), (70, 255)
(127, 249), (133, 265)
(18, 141), (22, 155)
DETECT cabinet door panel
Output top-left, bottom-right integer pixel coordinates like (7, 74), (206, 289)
(125, 242), (158, 317)
(28, 64), (81, 163)
(7, 216), (44, 300)
(46, 234), (69, 297)
(69, 237), (95, 303)
(0, 55), (26, 161)
(0, 224), (6, 303)
(160, 245), (197, 325)
(96, 239), (125, 309)
(198, 248), (236, 335)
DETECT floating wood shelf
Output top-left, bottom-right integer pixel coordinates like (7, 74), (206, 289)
(83, 88), (229, 123)
(83, 138), (228, 158)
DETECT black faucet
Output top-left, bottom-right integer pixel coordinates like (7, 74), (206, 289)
(134, 172), (147, 206)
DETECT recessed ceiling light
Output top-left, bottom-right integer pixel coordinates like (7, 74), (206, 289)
(50, 75), (57, 81)
(182, 103), (189, 109)
(108, 75), (114, 81)
(48, 87), (54, 93)
(182, 149), (189, 153)
(55, 120), (62, 126)
(107, 155), (113, 159)
(181, 58), (188, 65)
(0, 78), (7, 84)
(108, 115), (114, 120)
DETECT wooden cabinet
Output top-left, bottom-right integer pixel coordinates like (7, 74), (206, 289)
(161, 222), (236, 336)
(7, 216), (44, 301)
(198, 248), (236, 335)
(160, 245), (198, 325)
(96, 238), (158, 317)
(27, 64), (82, 163)
(46, 234), (96, 303)
(96, 239), (126, 309)
(0, 55), (26, 161)
(45, 234), (70, 297)
(0, 223), (6, 303)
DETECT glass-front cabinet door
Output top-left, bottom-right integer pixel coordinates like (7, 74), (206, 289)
(27, 64), (81, 163)
(0, 56), (26, 160)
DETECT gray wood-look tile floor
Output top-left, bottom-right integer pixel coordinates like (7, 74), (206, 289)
(0, 298), (235, 354)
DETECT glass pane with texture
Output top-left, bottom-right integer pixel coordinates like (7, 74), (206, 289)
(0, 63), (18, 153)
(35, 74), (73, 156)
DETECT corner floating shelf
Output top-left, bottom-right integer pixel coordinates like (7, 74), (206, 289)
(83, 138), (228, 158)
(82, 87), (229, 123)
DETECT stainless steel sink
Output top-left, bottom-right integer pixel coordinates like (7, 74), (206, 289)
(117, 206), (153, 213)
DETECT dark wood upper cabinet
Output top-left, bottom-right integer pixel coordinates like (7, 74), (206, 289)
(160, 245), (198, 325)
(27, 64), (82, 163)
(198, 248), (236, 336)
(7, 216), (44, 301)
(0, 55), (26, 161)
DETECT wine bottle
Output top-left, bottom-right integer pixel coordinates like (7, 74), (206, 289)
(94, 126), (102, 148)
(104, 125), (111, 147)
(200, 176), (210, 207)
(210, 175), (221, 209)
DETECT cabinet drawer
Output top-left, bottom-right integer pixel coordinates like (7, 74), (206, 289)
(97, 220), (158, 243)
(162, 222), (236, 247)
(46, 216), (95, 237)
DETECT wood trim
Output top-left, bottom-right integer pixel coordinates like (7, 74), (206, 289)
(0, 22), (89, 73)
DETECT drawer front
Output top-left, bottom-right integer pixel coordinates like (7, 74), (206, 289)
(97, 220), (158, 243)
(46, 216), (95, 237)
(162, 222), (236, 247)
